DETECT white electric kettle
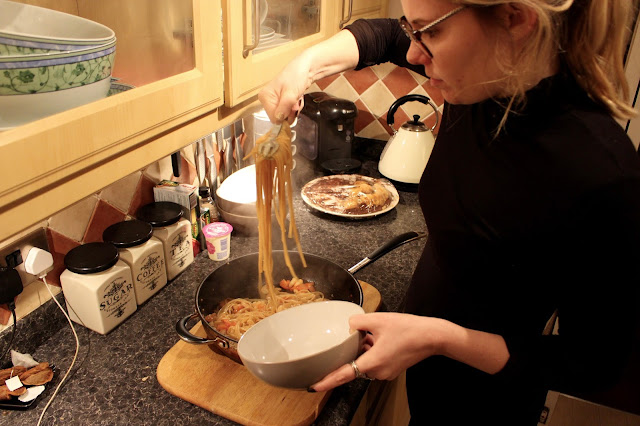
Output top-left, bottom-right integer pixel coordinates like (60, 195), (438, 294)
(378, 94), (439, 184)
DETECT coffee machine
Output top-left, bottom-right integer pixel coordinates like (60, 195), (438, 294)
(296, 92), (360, 173)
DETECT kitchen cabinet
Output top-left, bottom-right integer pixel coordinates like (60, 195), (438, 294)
(0, 0), (391, 243)
(0, 0), (224, 242)
(222, 0), (342, 107)
(341, 0), (390, 27)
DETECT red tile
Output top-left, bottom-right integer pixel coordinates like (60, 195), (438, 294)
(354, 99), (375, 134)
(83, 200), (126, 243)
(343, 68), (378, 95)
(173, 154), (197, 185)
(129, 175), (157, 216)
(422, 82), (444, 106)
(383, 67), (420, 99)
(46, 228), (80, 286)
(0, 305), (11, 325)
(315, 74), (339, 91)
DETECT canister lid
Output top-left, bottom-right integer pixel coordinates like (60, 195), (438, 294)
(64, 242), (119, 274)
(136, 201), (183, 227)
(102, 219), (153, 248)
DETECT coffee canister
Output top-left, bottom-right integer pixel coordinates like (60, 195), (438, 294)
(136, 201), (194, 280)
(102, 219), (168, 305)
(60, 242), (137, 335)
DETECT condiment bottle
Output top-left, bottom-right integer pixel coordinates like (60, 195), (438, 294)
(60, 242), (137, 335)
(102, 219), (168, 305)
(199, 186), (219, 225)
(136, 201), (194, 280)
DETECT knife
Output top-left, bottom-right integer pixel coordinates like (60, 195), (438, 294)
(193, 138), (206, 187)
(170, 151), (181, 178)
(204, 133), (218, 198)
(234, 119), (245, 169)
(222, 125), (234, 181)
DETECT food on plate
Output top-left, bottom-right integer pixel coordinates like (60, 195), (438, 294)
(0, 362), (53, 401)
(0, 366), (27, 384)
(19, 362), (54, 386)
(205, 279), (323, 340)
(343, 180), (391, 211)
(209, 122), (319, 341)
(302, 175), (395, 215)
(0, 384), (26, 400)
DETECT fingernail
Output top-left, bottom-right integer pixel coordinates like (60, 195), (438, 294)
(276, 112), (285, 121)
(307, 387), (316, 393)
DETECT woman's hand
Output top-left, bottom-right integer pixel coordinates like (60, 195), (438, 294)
(309, 312), (510, 392)
(258, 30), (360, 124)
(258, 53), (312, 124)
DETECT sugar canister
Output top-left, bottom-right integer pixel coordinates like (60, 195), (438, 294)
(102, 219), (168, 305)
(136, 201), (194, 280)
(60, 242), (137, 335)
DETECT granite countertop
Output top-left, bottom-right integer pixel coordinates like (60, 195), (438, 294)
(0, 138), (427, 425)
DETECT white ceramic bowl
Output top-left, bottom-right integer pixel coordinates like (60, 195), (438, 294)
(0, 40), (115, 127)
(237, 300), (365, 389)
(216, 165), (257, 216)
(0, 0), (115, 55)
(217, 205), (258, 236)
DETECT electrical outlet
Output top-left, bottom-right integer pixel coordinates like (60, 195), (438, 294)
(0, 228), (49, 288)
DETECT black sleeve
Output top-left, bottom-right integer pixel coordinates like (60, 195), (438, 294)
(344, 18), (427, 77)
(497, 178), (640, 396)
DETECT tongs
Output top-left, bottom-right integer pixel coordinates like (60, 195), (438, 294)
(257, 123), (283, 158)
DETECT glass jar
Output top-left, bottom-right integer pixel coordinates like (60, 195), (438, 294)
(60, 242), (137, 335)
(136, 201), (194, 280)
(102, 219), (168, 305)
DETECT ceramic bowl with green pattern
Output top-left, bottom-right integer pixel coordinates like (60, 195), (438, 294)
(0, 0), (115, 56)
(0, 40), (116, 128)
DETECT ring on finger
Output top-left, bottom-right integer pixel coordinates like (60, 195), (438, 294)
(350, 360), (373, 381)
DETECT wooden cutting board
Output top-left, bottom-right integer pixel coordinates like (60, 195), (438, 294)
(157, 281), (381, 426)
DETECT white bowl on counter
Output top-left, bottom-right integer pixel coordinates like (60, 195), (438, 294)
(216, 165), (257, 216)
(0, 0), (116, 55)
(237, 300), (365, 389)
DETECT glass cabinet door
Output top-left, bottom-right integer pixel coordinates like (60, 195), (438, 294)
(222, 0), (340, 107)
(0, 0), (224, 242)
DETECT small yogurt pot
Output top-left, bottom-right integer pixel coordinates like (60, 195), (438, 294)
(202, 222), (233, 261)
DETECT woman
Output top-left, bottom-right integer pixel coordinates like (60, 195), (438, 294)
(260, 1), (640, 424)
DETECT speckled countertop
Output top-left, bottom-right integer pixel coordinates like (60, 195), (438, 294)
(0, 138), (427, 425)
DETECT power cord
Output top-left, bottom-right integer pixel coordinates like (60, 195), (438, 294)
(24, 248), (80, 426)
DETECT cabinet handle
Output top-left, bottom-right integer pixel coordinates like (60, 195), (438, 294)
(339, 0), (353, 29)
(243, 0), (262, 58)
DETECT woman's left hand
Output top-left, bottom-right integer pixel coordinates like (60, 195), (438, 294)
(309, 312), (449, 392)
(309, 311), (510, 392)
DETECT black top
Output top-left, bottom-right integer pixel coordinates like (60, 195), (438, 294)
(347, 19), (640, 425)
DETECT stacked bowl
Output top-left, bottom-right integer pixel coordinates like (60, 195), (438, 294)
(0, 0), (116, 129)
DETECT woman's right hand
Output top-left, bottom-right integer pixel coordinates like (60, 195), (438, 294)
(258, 53), (313, 124)
(258, 29), (361, 124)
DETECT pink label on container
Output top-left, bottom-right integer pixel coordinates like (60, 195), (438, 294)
(202, 222), (233, 238)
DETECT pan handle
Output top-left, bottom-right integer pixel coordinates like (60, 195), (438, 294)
(176, 313), (230, 348)
(347, 231), (427, 274)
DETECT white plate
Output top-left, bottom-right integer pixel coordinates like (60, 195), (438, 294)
(301, 174), (399, 219)
(260, 25), (275, 38)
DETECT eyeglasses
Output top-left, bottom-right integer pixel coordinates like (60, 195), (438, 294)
(399, 6), (467, 58)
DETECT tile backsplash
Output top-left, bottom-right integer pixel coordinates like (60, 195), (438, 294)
(0, 62), (442, 332)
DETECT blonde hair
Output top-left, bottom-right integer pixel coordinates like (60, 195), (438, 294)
(460, 0), (637, 121)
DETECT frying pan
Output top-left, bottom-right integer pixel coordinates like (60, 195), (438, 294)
(176, 231), (426, 363)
